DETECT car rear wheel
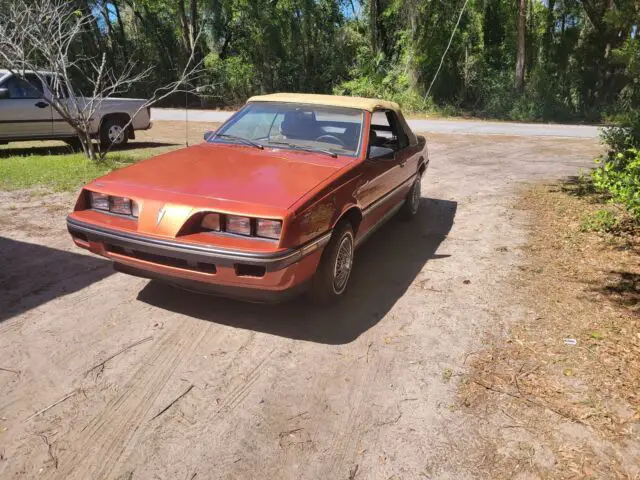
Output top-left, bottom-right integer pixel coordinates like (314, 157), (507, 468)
(100, 117), (129, 149)
(398, 172), (422, 221)
(308, 221), (355, 305)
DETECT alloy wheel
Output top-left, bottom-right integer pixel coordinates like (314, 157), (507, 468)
(332, 232), (354, 294)
(410, 176), (421, 214)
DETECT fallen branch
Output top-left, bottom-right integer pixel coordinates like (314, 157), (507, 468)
(26, 391), (76, 421)
(286, 411), (308, 422)
(348, 464), (359, 480)
(0, 366), (20, 375)
(150, 384), (194, 421)
(84, 336), (153, 377)
(469, 378), (585, 425)
(39, 433), (58, 469)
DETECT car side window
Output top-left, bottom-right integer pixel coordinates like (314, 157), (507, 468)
(3, 74), (43, 99)
(370, 110), (408, 152)
(387, 111), (409, 149)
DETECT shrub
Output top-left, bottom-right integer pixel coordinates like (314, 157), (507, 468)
(592, 148), (640, 221)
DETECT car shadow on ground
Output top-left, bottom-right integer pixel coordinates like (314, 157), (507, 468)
(0, 141), (180, 158)
(137, 198), (457, 345)
(0, 237), (113, 322)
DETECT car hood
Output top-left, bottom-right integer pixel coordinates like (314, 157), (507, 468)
(93, 143), (343, 212)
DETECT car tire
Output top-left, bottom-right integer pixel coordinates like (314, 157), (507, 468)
(398, 172), (422, 221)
(100, 117), (129, 149)
(308, 221), (355, 305)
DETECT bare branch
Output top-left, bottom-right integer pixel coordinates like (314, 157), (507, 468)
(0, 0), (205, 161)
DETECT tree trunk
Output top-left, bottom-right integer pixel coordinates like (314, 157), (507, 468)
(113, 1), (128, 60)
(189, 0), (198, 52)
(369, 0), (378, 55)
(542, 0), (555, 62)
(515, 0), (527, 91)
(177, 0), (192, 53)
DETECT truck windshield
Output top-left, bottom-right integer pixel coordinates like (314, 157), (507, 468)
(209, 102), (365, 157)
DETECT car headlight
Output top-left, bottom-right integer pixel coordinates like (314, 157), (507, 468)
(200, 213), (221, 231)
(110, 196), (133, 216)
(89, 191), (138, 217)
(90, 192), (109, 211)
(226, 215), (252, 236)
(256, 219), (282, 240)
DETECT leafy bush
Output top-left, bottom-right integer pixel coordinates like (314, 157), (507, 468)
(592, 148), (640, 221)
(204, 54), (258, 107)
(334, 70), (430, 113)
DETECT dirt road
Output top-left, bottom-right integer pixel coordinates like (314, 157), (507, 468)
(0, 131), (601, 479)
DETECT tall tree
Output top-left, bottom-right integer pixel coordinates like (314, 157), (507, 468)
(515, 0), (527, 91)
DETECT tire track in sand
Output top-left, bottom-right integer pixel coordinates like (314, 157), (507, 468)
(47, 318), (211, 480)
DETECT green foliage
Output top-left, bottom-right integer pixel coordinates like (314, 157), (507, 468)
(592, 148), (640, 221)
(580, 209), (620, 233)
(6, 0), (637, 121)
(204, 54), (256, 106)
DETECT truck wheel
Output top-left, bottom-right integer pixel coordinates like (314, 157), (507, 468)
(398, 173), (422, 221)
(100, 117), (129, 149)
(308, 221), (355, 305)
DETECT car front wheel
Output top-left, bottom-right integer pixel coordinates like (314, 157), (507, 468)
(308, 221), (355, 304)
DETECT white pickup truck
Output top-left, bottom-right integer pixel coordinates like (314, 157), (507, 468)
(0, 69), (152, 147)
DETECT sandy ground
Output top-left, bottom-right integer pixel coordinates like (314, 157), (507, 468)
(0, 126), (602, 479)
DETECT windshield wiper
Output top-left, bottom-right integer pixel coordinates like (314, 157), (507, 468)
(213, 133), (263, 150)
(267, 140), (337, 158)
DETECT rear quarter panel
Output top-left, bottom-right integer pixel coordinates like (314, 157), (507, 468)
(85, 98), (150, 133)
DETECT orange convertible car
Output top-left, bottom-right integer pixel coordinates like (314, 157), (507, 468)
(67, 94), (429, 303)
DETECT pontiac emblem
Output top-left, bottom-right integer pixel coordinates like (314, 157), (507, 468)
(156, 207), (166, 226)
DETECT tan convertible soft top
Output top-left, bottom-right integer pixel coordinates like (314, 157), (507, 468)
(247, 93), (401, 113)
(247, 93), (418, 146)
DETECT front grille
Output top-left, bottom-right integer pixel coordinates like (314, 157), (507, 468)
(106, 244), (216, 274)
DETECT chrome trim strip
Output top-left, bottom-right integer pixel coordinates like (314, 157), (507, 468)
(362, 173), (416, 217)
(356, 200), (404, 247)
(67, 216), (331, 271)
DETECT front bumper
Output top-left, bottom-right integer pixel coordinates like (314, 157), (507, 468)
(67, 216), (329, 298)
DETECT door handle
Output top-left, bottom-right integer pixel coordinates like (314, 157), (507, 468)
(399, 158), (407, 167)
(34, 101), (48, 108)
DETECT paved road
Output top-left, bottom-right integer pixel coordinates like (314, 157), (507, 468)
(151, 107), (601, 138)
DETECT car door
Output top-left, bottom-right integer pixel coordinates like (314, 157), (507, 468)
(45, 75), (76, 137)
(354, 110), (408, 235)
(356, 110), (409, 205)
(0, 74), (53, 139)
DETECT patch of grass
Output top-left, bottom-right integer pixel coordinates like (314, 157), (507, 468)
(580, 209), (620, 233)
(0, 152), (149, 192)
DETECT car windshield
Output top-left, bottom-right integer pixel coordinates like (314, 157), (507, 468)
(209, 102), (365, 157)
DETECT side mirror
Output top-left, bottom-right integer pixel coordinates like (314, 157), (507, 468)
(203, 130), (216, 141)
(0, 88), (9, 100)
(368, 145), (395, 161)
